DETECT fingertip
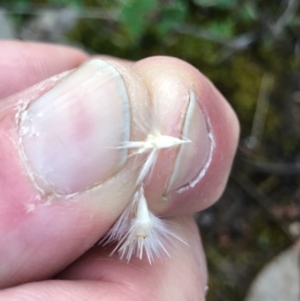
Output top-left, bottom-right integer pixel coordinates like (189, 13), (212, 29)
(132, 56), (239, 215)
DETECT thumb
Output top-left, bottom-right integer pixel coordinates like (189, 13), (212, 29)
(0, 59), (149, 288)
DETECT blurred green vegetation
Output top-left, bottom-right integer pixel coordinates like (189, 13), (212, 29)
(2, 0), (300, 300)
(51, 0), (300, 156)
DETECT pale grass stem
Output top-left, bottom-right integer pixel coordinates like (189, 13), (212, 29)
(102, 128), (190, 263)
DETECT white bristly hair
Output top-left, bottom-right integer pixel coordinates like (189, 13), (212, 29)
(101, 188), (141, 245)
(101, 93), (194, 263)
(106, 186), (186, 264)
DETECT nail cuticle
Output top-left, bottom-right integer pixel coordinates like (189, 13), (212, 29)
(164, 90), (215, 195)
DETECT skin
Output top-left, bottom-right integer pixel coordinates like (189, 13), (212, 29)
(0, 41), (239, 301)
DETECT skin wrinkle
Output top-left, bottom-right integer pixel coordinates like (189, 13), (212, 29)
(59, 256), (160, 299)
(27, 281), (143, 301)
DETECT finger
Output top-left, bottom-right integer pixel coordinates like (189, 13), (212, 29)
(58, 216), (208, 300)
(0, 57), (237, 288)
(132, 56), (239, 216)
(0, 40), (88, 99)
(0, 216), (207, 301)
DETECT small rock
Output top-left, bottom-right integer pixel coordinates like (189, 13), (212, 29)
(245, 240), (300, 301)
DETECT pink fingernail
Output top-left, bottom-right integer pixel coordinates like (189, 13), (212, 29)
(19, 59), (131, 194)
(166, 90), (211, 193)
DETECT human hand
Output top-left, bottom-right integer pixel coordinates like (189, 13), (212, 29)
(0, 41), (239, 300)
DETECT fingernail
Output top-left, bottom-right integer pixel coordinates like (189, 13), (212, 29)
(19, 59), (131, 194)
(165, 90), (211, 193)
